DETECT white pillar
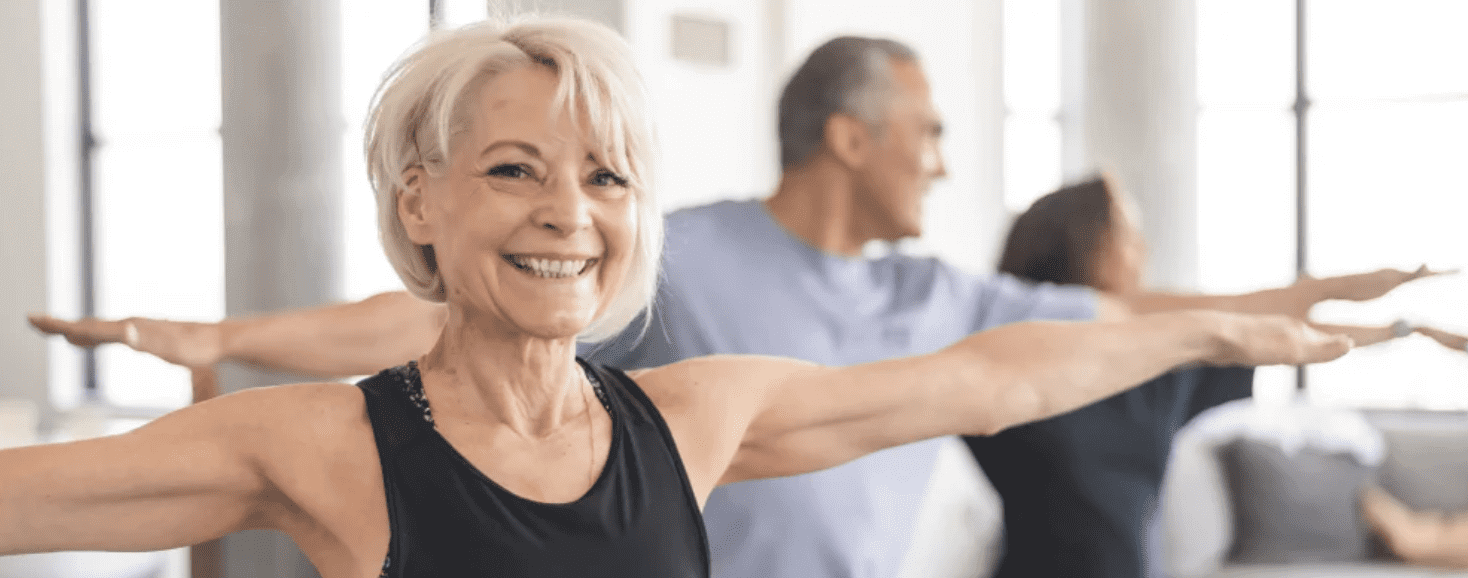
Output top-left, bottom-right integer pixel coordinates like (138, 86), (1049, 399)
(1081, 0), (1198, 289)
(219, 1), (342, 576)
(0, 0), (52, 427)
(970, 0), (1008, 272)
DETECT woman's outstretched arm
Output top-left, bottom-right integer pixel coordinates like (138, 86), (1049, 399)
(1118, 266), (1448, 318)
(0, 385), (354, 555)
(29, 291), (445, 377)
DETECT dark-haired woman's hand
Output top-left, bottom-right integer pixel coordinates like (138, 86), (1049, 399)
(1415, 326), (1468, 354)
(1312, 265), (1453, 303)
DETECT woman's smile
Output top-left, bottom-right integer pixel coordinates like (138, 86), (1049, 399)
(502, 254), (600, 279)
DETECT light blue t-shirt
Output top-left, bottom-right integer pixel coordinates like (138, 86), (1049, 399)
(583, 199), (1096, 578)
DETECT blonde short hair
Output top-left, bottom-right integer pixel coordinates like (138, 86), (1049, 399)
(365, 18), (662, 342)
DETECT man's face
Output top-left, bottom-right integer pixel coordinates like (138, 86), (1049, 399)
(854, 59), (947, 241)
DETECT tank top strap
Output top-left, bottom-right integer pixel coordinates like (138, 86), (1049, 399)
(577, 361), (656, 427)
(357, 364), (437, 457)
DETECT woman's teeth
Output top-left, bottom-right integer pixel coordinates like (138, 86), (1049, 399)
(508, 256), (592, 278)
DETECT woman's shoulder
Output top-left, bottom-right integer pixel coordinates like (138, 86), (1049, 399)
(619, 355), (814, 419)
(173, 382), (376, 460)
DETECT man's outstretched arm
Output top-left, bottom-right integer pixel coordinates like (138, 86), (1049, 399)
(29, 291), (446, 377)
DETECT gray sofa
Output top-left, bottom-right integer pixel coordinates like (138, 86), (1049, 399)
(1156, 400), (1468, 578)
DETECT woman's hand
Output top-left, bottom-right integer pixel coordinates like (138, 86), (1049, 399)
(1307, 265), (1453, 303)
(1415, 326), (1468, 353)
(28, 314), (223, 369)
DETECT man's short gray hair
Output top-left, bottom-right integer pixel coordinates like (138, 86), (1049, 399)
(777, 36), (918, 169)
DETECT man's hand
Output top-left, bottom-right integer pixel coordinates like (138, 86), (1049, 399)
(28, 314), (223, 369)
(1206, 312), (1353, 367)
(1307, 265), (1453, 303)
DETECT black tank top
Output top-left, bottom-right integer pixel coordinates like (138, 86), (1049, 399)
(357, 359), (710, 577)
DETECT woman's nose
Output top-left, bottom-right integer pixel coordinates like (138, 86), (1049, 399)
(532, 175), (592, 235)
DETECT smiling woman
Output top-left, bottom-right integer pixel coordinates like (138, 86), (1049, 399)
(366, 20), (662, 343)
(0, 16), (1356, 578)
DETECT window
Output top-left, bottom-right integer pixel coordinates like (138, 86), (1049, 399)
(1196, 0), (1468, 408)
(1302, 0), (1468, 409)
(340, 0), (432, 301)
(1001, 0), (1064, 212)
(69, 1), (438, 408)
(1195, 0), (1299, 395)
(84, 0), (224, 409)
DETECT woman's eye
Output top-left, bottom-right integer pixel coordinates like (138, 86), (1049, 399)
(589, 169), (629, 188)
(486, 164), (530, 179)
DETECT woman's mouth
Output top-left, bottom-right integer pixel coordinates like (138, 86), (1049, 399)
(503, 255), (597, 278)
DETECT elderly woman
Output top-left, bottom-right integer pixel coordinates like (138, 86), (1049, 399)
(967, 173), (1461, 578)
(2, 18), (1349, 577)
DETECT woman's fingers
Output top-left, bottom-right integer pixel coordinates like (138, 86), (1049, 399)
(27, 314), (129, 348)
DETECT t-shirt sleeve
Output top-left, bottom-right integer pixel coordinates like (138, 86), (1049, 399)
(970, 273), (1099, 331)
(576, 288), (685, 370)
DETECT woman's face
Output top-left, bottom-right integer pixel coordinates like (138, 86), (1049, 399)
(401, 65), (637, 340)
(1093, 191), (1147, 294)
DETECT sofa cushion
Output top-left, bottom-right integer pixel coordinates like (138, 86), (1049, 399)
(1219, 439), (1377, 564)
(1368, 411), (1468, 513)
(1205, 562), (1467, 577)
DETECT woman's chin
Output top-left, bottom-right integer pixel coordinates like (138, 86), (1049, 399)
(512, 313), (596, 341)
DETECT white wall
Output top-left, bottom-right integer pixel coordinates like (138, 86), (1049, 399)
(626, 0), (780, 212)
(619, 0), (1007, 272)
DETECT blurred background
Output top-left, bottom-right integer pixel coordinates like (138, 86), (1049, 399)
(0, 0), (1464, 575)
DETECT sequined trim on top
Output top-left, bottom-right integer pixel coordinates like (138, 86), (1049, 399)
(396, 360), (609, 426)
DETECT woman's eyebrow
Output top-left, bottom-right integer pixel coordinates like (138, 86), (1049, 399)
(479, 140), (541, 159)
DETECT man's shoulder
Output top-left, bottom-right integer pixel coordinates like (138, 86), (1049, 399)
(665, 198), (763, 230)
(660, 198), (763, 237)
(661, 198), (775, 268)
(969, 272), (1099, 325)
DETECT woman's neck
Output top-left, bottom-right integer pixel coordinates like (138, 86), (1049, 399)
(418, 306), (587, 438)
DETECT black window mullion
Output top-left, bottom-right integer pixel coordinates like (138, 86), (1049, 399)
(1294, 0), (1310, 390)
(78, 0), (99, 396)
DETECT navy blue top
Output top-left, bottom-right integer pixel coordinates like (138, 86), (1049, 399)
(965, 365), (1255, 578)
(357, 360), (710, 578)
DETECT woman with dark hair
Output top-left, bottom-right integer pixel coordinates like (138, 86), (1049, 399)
(1000, 173), (1452, 343)
(998, 176), (1123, 290)
(968, 173), (1464, 578)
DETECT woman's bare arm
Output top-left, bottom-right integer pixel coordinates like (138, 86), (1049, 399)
(1118, 266), (1447, 318)
(29, 291), (445, 377)
(644, 309), (1351, 492)
(0, 385), (348, 554)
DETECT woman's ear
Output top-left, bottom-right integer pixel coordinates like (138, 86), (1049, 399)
(823, 113), (872, 169)
(397, 166), (435, 244)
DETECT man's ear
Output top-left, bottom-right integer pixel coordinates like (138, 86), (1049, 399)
(823, 113), (872, 169)
(397, 166), (434, 244)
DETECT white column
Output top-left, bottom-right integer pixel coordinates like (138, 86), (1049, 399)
(970, 0), (1008, 272)
(0, 0), (49, 418)
(219, 1), (342, 576)
(1081, 0), (1198, 289)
